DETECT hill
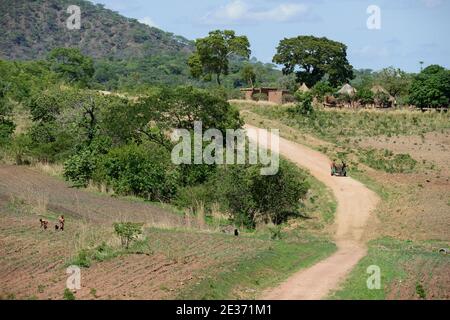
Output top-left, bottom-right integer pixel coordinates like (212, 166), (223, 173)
(0, 0), (193, 60)
(0, 0), (281, 90)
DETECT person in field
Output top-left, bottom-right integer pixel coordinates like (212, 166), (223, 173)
(58, 215), (65, 231)
(39, 219), (49, 230)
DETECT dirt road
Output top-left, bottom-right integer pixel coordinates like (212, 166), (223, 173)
(245, 125), (380, 300)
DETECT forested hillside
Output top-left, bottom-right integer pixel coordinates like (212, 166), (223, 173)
(0, 0), (281, 90)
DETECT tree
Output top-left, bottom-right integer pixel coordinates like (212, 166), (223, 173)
(273, 36), (354, 88)
(113, 222), (143, 249)
(188, 30), (251, 85)
(0, 80), (15, 143)
(240, 64), (256, 88)
(311, 81), (335, 101)
(375, 67), (412, 98)
(409, 65), (450, 109)
(221, 161), (310, 228)
(48, 48), (94, 87)
(135, 86), (242, 148)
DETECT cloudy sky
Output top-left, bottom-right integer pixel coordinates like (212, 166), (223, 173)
(91, 0), (450, 72)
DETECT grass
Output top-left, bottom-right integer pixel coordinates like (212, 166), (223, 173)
(177, 231), (336, 300)
(247, 105), (450, 143)
(329, 237), (450, 300)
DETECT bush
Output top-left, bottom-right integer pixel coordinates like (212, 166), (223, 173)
(356, 88), (374, 105)
(63, 137), (111, 187)
(96, 143), (179, 201)
(220, 160), (310, 228)
(294, 91), (314, 115)
(311, 81), (335, 100)
(63, 288), (76, 300)
(114, 222), (143, 249)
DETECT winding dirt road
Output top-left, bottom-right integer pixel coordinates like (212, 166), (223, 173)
(245, 125), (380, 300)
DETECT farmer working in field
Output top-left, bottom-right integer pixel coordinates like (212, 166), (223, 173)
(58, 215), (65, 231)
(39, 219), (49, 230)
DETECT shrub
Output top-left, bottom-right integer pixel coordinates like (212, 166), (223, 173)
(356, 88), (374, 105)
(311, 81), (335, 100)
(294, 91), (314, 115)
(63, 137), (111, 187)
(96, 143), (179, 201)
(63, 288), (76, 300)
(114, 222), (143, 249)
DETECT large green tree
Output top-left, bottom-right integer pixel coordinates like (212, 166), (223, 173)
(188, 30), (251, 85)
(409, 65), (450, 108)
(48, 48), (94, 87)
(375, 67), (412, 98)
(273, 36), (354, 88)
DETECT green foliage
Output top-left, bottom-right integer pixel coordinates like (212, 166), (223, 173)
(48, 48), (94, 87)
(409, 65), (450, 108)
(273, 35), (354, 87)
(311, 81), (335, 100)
(97, 143), (179, 201)
(113, 222), (143, 249)
(294, 91), (314, 115)
(189, 30), (251, 85)
(63, 288), (76, 300)
(269, 225), (282, 240)
(63, 137), (111, 187)
(415, 283), (426, 299)
(375, 67), (412, 99)
(220, 161), (310, 228)
(240, 63), (256, 87)
(359, 149), (417, 173)
(250, 104), (450, 142)
(356, 88), (374, 105)
(277, 74), (298, 93)
(374, 91), (391, 108)
(0, 80), (15, 144)
(137, 86), (242, 139)
(25, 87), (110, 162)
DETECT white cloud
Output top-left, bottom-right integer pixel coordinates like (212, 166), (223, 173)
(138, 17), (159, 28)
(353, 45), (390, 58)
(421, 0), (442, 8)
(201, 0), (311, 25)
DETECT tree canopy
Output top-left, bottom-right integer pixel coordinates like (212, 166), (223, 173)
(48, 48), (94, 87)
(409, 65), (450, 108)
(273, 35), (354, 88)
(188, 30), (251, 85)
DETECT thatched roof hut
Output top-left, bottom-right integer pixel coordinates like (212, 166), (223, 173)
(371, 85), (389, 95)
(371, 85), (396, 103)
(298, 83), (310, 93)
(337, 83), (357, 96)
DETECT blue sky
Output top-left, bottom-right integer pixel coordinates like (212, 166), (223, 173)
(91, 0), (450, 72)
